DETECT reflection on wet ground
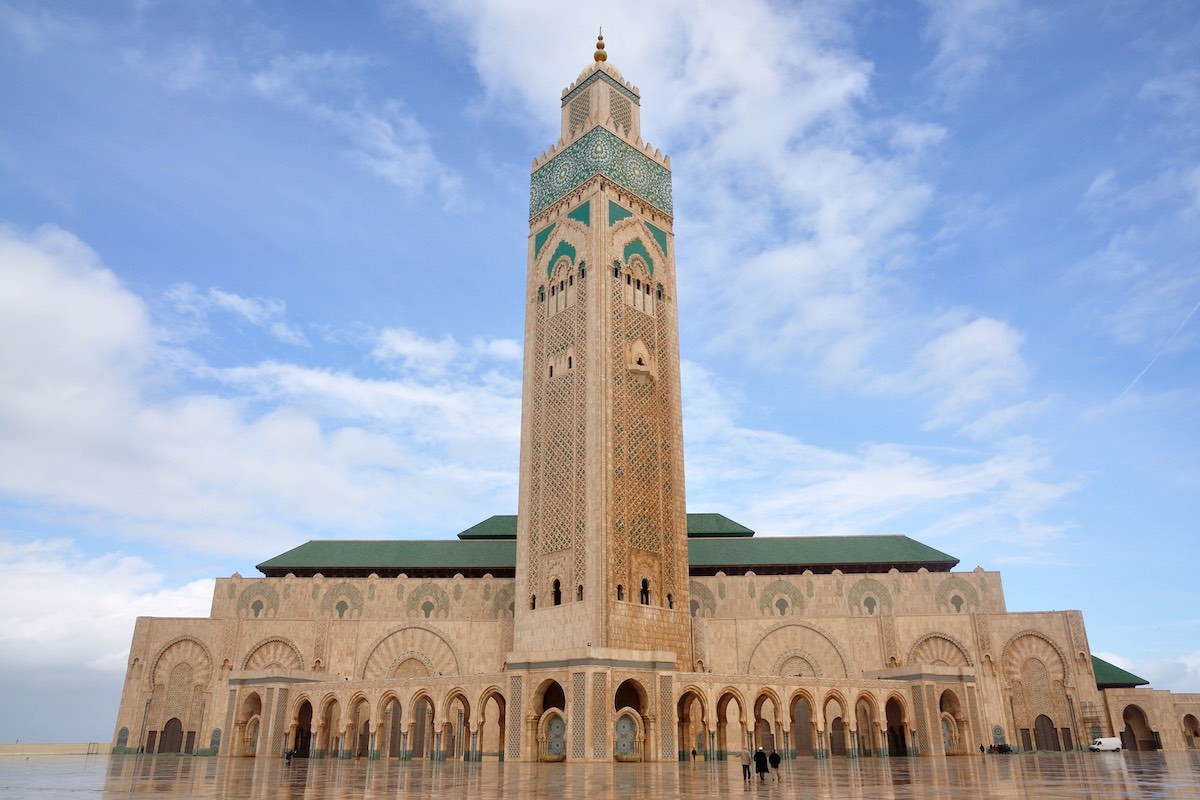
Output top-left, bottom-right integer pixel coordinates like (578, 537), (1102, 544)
(2, 751), (1199, 800)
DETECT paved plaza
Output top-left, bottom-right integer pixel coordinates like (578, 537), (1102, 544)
(3, 752), (1200, 799)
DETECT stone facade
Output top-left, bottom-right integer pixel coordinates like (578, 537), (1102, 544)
(112, 39), (1200, 762)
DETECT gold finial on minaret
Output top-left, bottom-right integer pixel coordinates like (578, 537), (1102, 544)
(594, 30), (607, 62)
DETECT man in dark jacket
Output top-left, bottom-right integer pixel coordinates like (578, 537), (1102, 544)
(753, 746), (769, 781)
(768, 749), (781, 780)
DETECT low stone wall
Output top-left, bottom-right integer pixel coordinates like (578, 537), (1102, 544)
(0, 743), (104, 755)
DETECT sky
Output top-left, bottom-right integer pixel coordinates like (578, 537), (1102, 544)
(0, 0), (1196, 744)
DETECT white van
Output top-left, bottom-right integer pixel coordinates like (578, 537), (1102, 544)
(1089, 737), (1122, 752)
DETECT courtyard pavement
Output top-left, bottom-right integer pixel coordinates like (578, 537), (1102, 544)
(2, 751), (1199, 799)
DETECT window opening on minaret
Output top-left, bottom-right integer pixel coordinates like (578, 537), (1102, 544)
(538, 286), (545, 303)
(616, 584), (624, 601)
(531, 595), (537, 610)
(576, 585), (584, 601)
(549, 365), (554, 378)
(613, 261), (621, 278)
(567, 356), (573, 369)
(656, 283), (663, 300)
(552, 580), (562, 606)
(579, 263), (587, 278)
(667, 594), (674, 610)
(640, 579), (650, 605)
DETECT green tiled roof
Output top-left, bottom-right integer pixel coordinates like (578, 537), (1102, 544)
(456, 513), (753, 540)
(257, 539), (516, 578)
(688, 535), (958, 575)
(258, 529), (956, 578)
(1092, 655), (1149, 689)
(686, 513), (754, 538)
(457, 515), (518, 539)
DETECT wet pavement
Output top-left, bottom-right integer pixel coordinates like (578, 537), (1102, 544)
(3, 751), (1200, 799)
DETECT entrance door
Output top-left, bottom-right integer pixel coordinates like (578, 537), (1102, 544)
(1033, 715), (1060, 751)
(546, 715), (566, 759)
(615, 715), (637, 758)
(160, 718), (183, 754)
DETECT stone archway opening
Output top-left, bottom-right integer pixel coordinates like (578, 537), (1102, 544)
(533, 680), (566, 762)
(378, 697), (402, 759)
(317, 698), (340, 758)
(825, 697), (847, 757)
(613, 679), (648, 762)
(444, 694), (470, 760)
(677, 690), (706, 761)
(717, 692), (745, 759)
(479, 692), (506, 762)
(939, 690), (969, 755)
(293, 700), (313, 757)
(1183, 714), (1199, 750)
(791, 695), (815, 759)
(350, 698), (371, 758)
(885, 697), (908, 756)
(753, 694), (779, 754)
(855, 696), (878, 757)
(237, 693), (263, 757)
(411, 696), (435, 759)
(1122, 704), (1158, 751)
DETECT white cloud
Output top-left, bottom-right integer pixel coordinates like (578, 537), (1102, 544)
(0, 225), (520, 561)
(0, 537), (212, 674)
(1096, 650), (1200, 695)
(682, 361), (1074, 552)
(164, 283), (308, 346)
(920, 0), (1044, 98)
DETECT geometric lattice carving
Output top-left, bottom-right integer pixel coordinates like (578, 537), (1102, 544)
(659, 674), (674, 759)
(151, 637), (213, 691)
(360, 625), (461, 678)
(759, 580), (805, 616)
(592, 673), (608, 758)
(775, 650), (821, 677)
(935, 576), (980, 613)
(908, 633), (973, 667)
(236, 582), (280, 618)
(572, 673), (587, 760)
(242, 638), (303, 671)
(508, 675), (523, 759)
(847, 578), (893, 615)
(745, 622), (850, 678)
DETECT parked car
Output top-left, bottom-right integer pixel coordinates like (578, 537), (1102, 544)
(1089, 737), (1122, 752)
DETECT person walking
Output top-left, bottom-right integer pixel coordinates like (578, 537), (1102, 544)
(768, 748), (781, 780)
(753, 746), (769, 782)
(740, 747), (752, 781)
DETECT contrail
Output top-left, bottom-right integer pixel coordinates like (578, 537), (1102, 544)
(1117, 296), (1200, 400)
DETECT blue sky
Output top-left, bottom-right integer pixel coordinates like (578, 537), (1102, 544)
(0, 1), (1196, 743)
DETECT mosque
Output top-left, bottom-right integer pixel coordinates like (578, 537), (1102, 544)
(112, 37), (1200, 762)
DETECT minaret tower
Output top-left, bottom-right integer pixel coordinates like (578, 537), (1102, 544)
(512, 35), (691, 668)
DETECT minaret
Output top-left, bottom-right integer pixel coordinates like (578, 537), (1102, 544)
(512, 35), (691, 668)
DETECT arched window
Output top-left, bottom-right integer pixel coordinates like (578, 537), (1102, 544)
(576, 585), (584, 601)
(531, 595), (537, 610)
(951, 595), (964, 613)
(616, 585), (624, 601)
(640, 579), (650, 605)
(667, 593), (674, 609)
(251, 599), (264, 618)
(552, 580), (562, 606)
(538, 286), (545, 302)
